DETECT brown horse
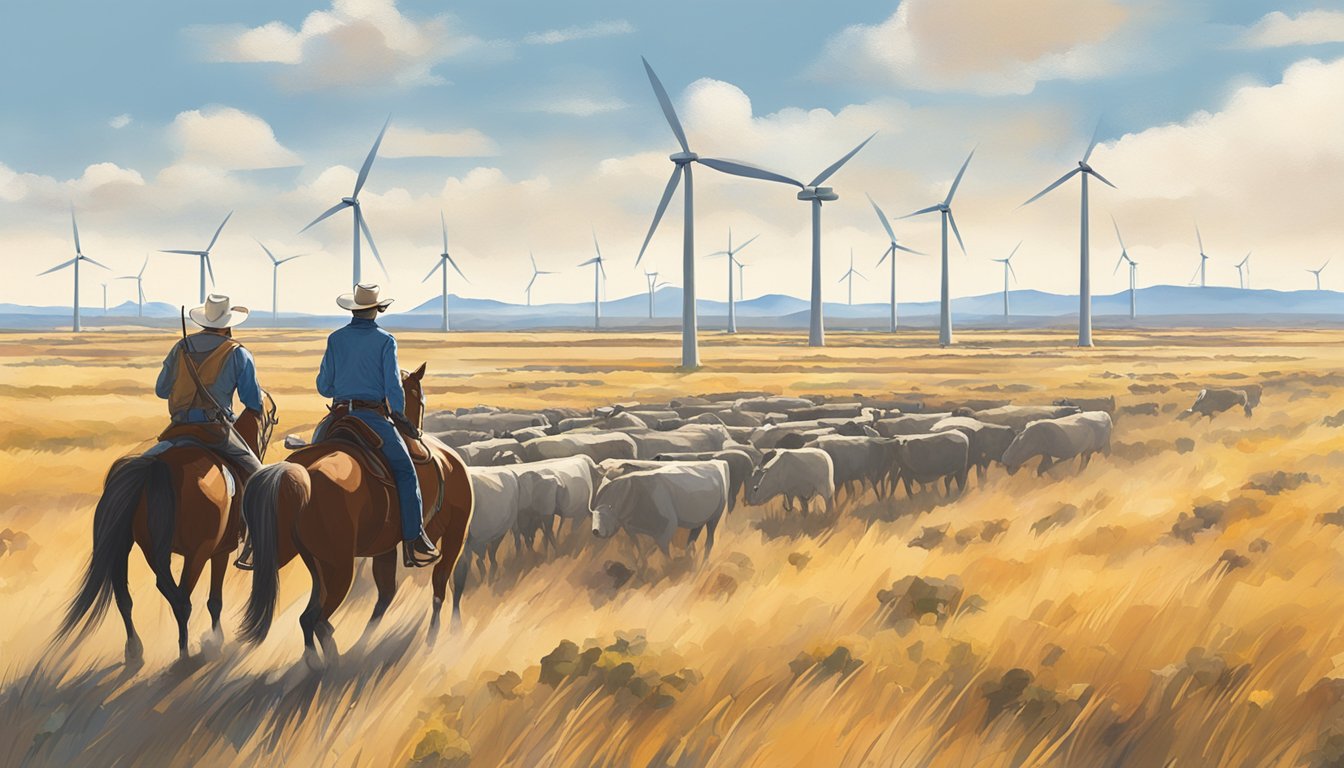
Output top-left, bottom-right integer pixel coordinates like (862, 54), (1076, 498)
(56, 394), (278, 664)
(239, 363), (473, 669)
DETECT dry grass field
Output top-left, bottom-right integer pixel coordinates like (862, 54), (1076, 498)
(4, 327), (1344, 767)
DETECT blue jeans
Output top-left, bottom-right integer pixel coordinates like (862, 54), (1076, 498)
(332, 411), (425, 542)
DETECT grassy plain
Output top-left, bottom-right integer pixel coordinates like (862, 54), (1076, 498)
(3, 327), (1344, 767)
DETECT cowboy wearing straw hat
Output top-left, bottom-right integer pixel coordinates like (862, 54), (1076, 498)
(316, 283), (440, 567)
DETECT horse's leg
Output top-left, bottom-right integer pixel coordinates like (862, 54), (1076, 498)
(314, 557), (354, 664)
(449, 551), (470, 633)
(363, 550), (398, 642)
(297, 550), (324, 672)
(173, 549), (209, 659)
(202, 551), (228, 653)
(112, 553), (142, 665)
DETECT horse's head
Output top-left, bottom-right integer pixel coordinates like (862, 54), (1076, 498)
(401, 362), (428, 431)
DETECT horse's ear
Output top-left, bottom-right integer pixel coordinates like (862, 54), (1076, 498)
(410, 362), (427, 381)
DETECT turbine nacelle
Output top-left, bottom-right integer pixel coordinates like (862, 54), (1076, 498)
(669, 151), (699, 164)
(342, 197), (358, 206)
(797, 186), (838, 202)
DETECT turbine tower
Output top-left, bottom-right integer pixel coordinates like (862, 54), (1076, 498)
(420, 213), (468, 332)
(867, 194), (921, 332)
(1112, 217), (1138, 319)
(525, 253), (554, 307)
(737, 262), (747, 301)
(838, 248), (866, 306)
(1191, 225), (1211, 288)
(101, 283), (108, 314)
(635, 58), (811, 367)
(160, 211), (232, 303)
(1234, 252), (1251, 289)
(256, 240), (306, 322)
(991, 242), (1022, 318)
(902, 150), (975, 347)
(1022, 123), (1116, 347)
(38, 208), (109, 332)
(579, 232), (608, 330)
(1309, 259), (1330, 290)
(115, 255), (149, 318)
(706, 229), (757, 333)
(301, 118), (390, 285)
(644, 270), (661, 319)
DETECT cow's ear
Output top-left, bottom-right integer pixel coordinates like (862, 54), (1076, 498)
(410, 362), (427, 381)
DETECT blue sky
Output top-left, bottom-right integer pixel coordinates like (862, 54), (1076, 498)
(3, 0), (1343, 313)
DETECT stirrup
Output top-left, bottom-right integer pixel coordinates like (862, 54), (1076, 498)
(234, 541), (255, 571)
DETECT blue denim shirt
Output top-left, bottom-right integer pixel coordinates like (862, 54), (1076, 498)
(316, 317), (405, 416)
(155, 332), (262, 423)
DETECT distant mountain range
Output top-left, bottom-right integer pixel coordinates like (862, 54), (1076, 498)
(2, 286), (1342, 330)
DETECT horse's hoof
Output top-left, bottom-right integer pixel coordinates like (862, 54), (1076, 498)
(303, 647), (326, 673)
(125, 637), (144, 664)
(199, 632), (223, 660)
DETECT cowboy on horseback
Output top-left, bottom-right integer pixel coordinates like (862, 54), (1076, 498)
(317, 283), (441, 568)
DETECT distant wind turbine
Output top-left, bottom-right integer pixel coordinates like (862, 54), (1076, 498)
(902, 149), (975, 347)
(115, 255), (150, 318)
(644, 270), (664, 319)
(579, 232), (608, 330)
(737, 262), (747, 301)
(1235, 252), (1251, 290)
(160, 211), (232, 303)
(1022, 123), (1116, 347)
(420, 213), (468, 332)
(867, 194), (922, 332)
(301, 118), (390, 285)
(1309, 259), (1330, 290)
(1112, 217), (1138, 319)
(707, 229), (757, 333)
(838, 248), (866, 306)
(525, 253), (554, 307)
(1190, 225), (1211, 288)
(256, 240), (306, 322)
(38, 208), (109, 332)
(991, 242), (1022, 317)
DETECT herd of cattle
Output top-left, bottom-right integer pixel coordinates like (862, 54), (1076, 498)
(428, 385), (1259, 602)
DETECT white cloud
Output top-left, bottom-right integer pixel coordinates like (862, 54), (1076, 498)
(530, 97), (628, 117)
(381, 125), (500, 158)
(812, 0), (1138, 95)
(170, 107), (301, 170)
(108, 114), (132, 130)
(194, 0), (487, 90)
(522, 19), (633, 45)
(1239, 10), (1344, 49)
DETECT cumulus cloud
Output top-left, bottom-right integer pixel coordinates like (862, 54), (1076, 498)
(381, 125), (499, 158)
(169, 107), (301, 170)
(194, 0), (487, 90)
(1239, 10), (1344, 49)
(522, 19), (634, 45)
(812, 0), (1138, 95)
(108, 114), (132, 129)
(529, 97), (628, 117)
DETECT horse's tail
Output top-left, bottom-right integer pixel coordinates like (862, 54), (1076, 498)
(240, 461), (310, 645)
(57, 455), (171, 641)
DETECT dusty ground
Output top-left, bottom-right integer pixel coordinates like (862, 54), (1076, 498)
(3, 327), (1344, 767)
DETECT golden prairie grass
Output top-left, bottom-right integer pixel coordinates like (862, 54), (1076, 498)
(3, 328), (1344, 766)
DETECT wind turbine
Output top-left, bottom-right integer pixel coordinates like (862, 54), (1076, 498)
(579, 232), (608, 330)
(867, 194), (922, 332)
(301, 117), (390, 285)
(115, 255), (149, 318)
(991, 242), (1022, 318)
(1112, 217), (1138, 319)
(419, 213), (468, 332)
(902, 149), (975, 347)
(256, 240), (306, 322)
(644, 270), (661, 319)
(737, 262), (747, 301)
(1309, 259), (1330, 290)
(1190, 225), (1211, 288)
(1234, 252), (1251, 289)
(635, 57), (828, 365)
(1021, 123), (1116, 347)
(838, 248), (866, 306)
(160, 211), (232, 303)
(38, 208), (109, 332)
(707, 229), (757, 333)
(525, 253), (554, 307)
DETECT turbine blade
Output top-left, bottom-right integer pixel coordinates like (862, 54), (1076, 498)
(300, 201), (351, 233)
(353, 117), (390, 198)
(578, 258), (600, 267)
(1113, 254), (1124, 275)
(1087, 168), (1117, 189)
(1196, 224), (1204, 253)
(1021, 168), (1079, 207)
(876, 243), (892, 266)
(526, 273), (537, 292)
(82, 256), (111, 270)
(598, 260), (607, 279)
(1007, 262), (1017, 282)
(37, 258), (77, 275)
(256, 238), (279, 264)
(445, 253), (469, 283)
(1007, 241), (1023, 260)
(357, 209), (389, 278)
(205, 211), (232, 252)
(735, 234), (760, 254)
(641, 57), (690, 153)
(592, 229), (602, 261)
(441, 211), (449, 254)
(867, 193), (897, 243)
(159, 249), (205, 256)
(139, 255), (148, 278)
(70, 208), (82, 255)
(948, 211), (967, 257)
(697, 157), (803, 187)
(894, 243), (922, 255)
(204, 254), (215, 286)
(856, 270), (867, 281)
(635, 165), (682, 266)
(944, 148), (976, 206)
(422, 260), (442, 283)
(899, 204), (942, 220)
(1082, 119), (1103, 163)
(277, 254), (306, 265)
(1111, 215), (1127, 252)
(809, 132), (875, 187)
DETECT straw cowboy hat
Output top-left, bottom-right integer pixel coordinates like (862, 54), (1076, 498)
(337, 283), (395, 311)
(189, 293), (250, 329)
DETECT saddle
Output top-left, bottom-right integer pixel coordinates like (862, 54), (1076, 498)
(308, 406), (434, 483)
(156, 421), (256, 486)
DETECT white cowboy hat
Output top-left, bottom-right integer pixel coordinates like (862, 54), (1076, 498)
(189, 294), (250, 329)
(337, 283), (395, 311)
